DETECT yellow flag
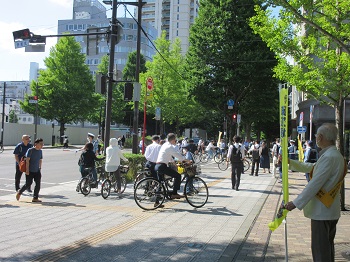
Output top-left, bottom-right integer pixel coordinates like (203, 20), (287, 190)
(269, 87), (289, 231)
(298, 138), (304, 162)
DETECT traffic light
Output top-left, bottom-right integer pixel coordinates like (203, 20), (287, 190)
(124, 82), (133, 101)
(232, 114), (237, 123)
(13, 29), (31, 41)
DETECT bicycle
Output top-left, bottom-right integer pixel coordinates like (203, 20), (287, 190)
(218, 157), (250, 172)
(214, 148), (226, 163)
(133, 168), (152, 189)
(101, 165), (129, 199)
(134, 161), (208, 210)
(77, 162), (106, 196)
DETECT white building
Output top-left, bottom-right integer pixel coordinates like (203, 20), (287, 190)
(141, 0), (199, 55)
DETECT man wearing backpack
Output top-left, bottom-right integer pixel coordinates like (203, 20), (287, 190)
(272, 138), (280, 178)
(249, 140), (260, 176)
(13, 135), (33, 192)
(304, 140), (318, 182)
(227, 136), (246, 191)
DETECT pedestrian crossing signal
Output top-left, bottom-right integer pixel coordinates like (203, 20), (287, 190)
(232, 114), (237, 123)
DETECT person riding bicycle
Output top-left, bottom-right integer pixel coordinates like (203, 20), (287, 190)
(78, 142), (104, 188)
(144, 135), (161, 179)
(155, 133), (186, 199)
(205, 140), (217, 160)
(105, 138), (127, 194)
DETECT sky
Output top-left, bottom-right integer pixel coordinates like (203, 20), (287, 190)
(0, 0), (129, 82)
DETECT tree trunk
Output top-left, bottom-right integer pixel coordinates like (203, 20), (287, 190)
(335, 99), (344, 155)
(245, 122), (252, 141)
(59, 122), (65, 144)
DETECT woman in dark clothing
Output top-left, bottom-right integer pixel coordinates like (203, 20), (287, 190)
(259, 141), (271, 173)
(79, 142), (104, 187)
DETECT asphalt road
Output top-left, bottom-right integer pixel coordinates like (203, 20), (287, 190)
(0, 148), (82, 196)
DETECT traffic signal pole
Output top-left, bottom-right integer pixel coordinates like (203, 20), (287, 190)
(104, 0), (118, 149)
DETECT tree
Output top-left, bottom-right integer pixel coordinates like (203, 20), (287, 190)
(140, 32), (206, 136)
(249, 1), (350, 153)
(9, 109), (18, 123)
(186, 0), (279, 141)
(20, 36), (97, 140)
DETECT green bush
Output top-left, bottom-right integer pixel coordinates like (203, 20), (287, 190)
(121, 153), (146, 182)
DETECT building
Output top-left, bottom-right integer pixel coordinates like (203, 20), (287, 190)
(57, 0), (157, 75)
(141, 0), (199, 55)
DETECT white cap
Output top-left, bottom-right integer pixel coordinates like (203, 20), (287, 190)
(88, 133), (95, 137)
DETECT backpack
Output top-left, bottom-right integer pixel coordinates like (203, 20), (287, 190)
(230, 146), (242, 163)
(252, 147), (260, 160)
(307, 149), (317, 163)
(78, 152), (85, 166)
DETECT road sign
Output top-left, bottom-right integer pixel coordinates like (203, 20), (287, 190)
(297, 126), (307, 133)
(227, 99), (234, 109)
(29, 99), (38, 104)
(14, 39), (30, 49)
(146, 77), (153, 91)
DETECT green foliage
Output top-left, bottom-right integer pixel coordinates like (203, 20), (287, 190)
(249, 1), (350, 150)
(20, 37), (97, 137)
(122, 152), (146, 179)
(140, 32), (206, 136)
(9, 110), (18, 123)
(123, 51), (147, 81)
(186, 0), (279, 139)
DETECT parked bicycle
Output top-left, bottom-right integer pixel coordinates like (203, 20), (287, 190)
(134, 161), (208, 210)
(101, 165), (129, 199)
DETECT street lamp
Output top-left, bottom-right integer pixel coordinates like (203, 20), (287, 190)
(1, 82), (6, 147)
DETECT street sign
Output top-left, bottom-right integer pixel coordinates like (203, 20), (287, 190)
(155, 107), (161, 120)
(146, 77), (153, 91)
(14, 39), (30, 49)
(29, 99), (38, 104)
(297, 126), (307, 133)
(227, 99), (234, 109)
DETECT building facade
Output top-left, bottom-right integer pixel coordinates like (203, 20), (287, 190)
(57, 0), (157, 75)
(141, 0), (199, 55)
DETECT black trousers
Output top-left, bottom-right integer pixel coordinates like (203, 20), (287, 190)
(19, 171), (41, 199)
(251, 158), (260, 175)
(231, 162), (242, 189)
(145, 161), (157, 179)
(15, 165), (23, 191)
(311, 219), (338, 262)
(155, 163), (181, 193)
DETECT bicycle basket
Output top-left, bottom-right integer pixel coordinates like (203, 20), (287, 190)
(186, 165), (197, 177)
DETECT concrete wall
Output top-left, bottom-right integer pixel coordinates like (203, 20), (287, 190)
(2, 123), (99, 146)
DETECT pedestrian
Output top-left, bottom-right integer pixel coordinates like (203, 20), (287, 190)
(285, 123), (346, 262)
(16, 138), (44, 202)
(97, 135), (104, 154)
(63, 136), (69, 149)
(121, 135), (126, 147)
(249, 140), (260, 176)
(77, 133), (99, 155)
(271, 138), (280, 178)
(105, 138), (127, 194)
(144, 135), (161, 179)
(288, 140), (296, 160)
(259, 141), (271, 173)
(304, 140), (318, 182)
(13, 134), (33, 192)
(155, 133), (186, 201)
(227, 136), (246, 191)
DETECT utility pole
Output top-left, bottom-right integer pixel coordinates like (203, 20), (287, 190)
(104, 0), (118, 148)
(1, 82), (6, 146)
(132, 0), (143, 154)
(34, 82), (39, 141)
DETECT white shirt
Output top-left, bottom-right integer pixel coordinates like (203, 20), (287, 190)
(290, 145), (344, 220)
(227, 143), (246, 160)
(156, 141), (184, 164)
(144, 141), (161, 162)
(105, 145), (127, 172)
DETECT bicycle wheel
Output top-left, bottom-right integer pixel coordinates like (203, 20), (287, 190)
(133, 171), (150, 189)
(184, 176), (208, 208)
(118, 175), (127, 193)
(200, 152), (209, 163)
(243, 159), (250, 172)
(218, 159), (229, 171)
(101, 179), (111, 199)
(79, 177), (91, 196)
(214, 153), (223, 163)
(134, 178), (165, 210)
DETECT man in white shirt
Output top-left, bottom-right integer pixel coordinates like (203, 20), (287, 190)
(144, 135), (161, 178)
(285, 123), (345, 262)
(155, 133), (185, 199)
(272, 138), (280, 178)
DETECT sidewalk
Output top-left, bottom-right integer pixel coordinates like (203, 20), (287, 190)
(228, 171), (350, 262)
(0, 162), (349, 261)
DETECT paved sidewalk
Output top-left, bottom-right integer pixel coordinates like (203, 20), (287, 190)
(0, 162), (349, 261)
